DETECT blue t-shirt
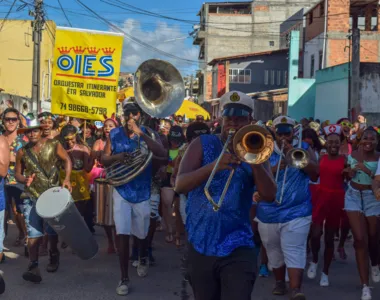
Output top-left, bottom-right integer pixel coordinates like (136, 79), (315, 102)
(186, 134), (255, 257)
(110, 126), (152, 203)
(256, 142), (312, 223)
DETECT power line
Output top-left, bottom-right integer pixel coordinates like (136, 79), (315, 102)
(57, 0), (72, 27)
(0, 0), (16, 31)
(75, 0), (200, 65)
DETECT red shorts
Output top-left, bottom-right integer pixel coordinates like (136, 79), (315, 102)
(312, 186), (345, 229)
(309, 184), (319, 207)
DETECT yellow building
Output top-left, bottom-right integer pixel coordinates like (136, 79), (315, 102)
(0, 19), (56, 109)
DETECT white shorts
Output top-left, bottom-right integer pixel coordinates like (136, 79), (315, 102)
(179, 194), (187, 225)
(113, 189), (151, 239)
(258, 216), (311, 269)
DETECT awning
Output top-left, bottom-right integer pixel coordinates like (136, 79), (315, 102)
(175, 100), (210, 119)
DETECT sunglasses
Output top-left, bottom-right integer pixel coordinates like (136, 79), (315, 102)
(340, 121), (353, 128)
(4, 117), (18, 123)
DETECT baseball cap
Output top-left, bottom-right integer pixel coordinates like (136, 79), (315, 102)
(220, 91), (254, 117)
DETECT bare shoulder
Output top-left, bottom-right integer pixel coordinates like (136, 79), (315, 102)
(0, 135), (7, 145)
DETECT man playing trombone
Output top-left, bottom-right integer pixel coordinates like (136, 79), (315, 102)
(175, 91), (277, 300)
(256, 116), (319, 300)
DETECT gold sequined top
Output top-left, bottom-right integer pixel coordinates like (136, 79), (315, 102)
(22, 139), (60, 200)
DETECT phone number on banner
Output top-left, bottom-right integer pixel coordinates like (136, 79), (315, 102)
(60, 103), (107, 116)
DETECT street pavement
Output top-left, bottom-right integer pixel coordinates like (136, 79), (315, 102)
(1, 224), (379, 300)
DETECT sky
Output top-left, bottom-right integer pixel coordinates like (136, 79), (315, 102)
(0, 0), (228, 75)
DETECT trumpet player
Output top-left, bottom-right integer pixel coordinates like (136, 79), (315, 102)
(175, 91), (277, 300)
(101, 101), (167, 296)
(256, 116), (319, 300)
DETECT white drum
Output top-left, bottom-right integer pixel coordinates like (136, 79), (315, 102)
(36, 187), (98, 260)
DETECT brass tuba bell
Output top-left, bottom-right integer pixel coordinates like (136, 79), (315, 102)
(134, 59), (185, 118)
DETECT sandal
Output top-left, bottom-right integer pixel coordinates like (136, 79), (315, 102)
(165, 233), (174, 243)
(61, 242), (68, 249)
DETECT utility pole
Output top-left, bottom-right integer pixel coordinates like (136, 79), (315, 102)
(31, 0), (45, 113)
(351, 28), (360, 121)
(189, 74), (194, 98)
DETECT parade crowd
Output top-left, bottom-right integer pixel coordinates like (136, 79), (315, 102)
(0, 91), (380, 300)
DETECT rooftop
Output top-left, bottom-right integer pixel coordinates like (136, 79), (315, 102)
(197, 1), (252, 15)
(208, 49), (288, 65)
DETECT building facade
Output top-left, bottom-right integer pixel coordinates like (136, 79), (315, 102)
(303, 0), (380, 78)
(0, 19), (56, 111)
(208, 49), (289, 99)
(193, 0), (321, 103)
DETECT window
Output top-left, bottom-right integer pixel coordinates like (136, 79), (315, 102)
(283, 71), (288, 86)
(229, 68), (251, 84)
(277, 71), (281, 86)
(308, 12), (313, 25)
(310, 55), (315, 78)
(319, 51), (323, 70)
(264, 70), (269, 85)
(269, 41), (275, 47)
(270, 70), (275, 85)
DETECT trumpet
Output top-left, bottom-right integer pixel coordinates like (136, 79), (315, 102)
(204, 124), (274, 212)
(275, 124), (310, 204)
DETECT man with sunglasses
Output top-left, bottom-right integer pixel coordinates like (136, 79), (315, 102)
(14, 119), (72, 283)
(256, 115), (319, 300)
(175, 91), (277, 300)
(102, 100), (167, 296)
(1, 108), (28, 250)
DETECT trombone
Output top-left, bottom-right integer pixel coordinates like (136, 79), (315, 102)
(275, 124), (310, 204)
(204, 124), (274, 212)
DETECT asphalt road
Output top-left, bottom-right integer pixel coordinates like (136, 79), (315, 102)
(0, 224), (379, 300)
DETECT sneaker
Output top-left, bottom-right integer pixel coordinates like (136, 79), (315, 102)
(307, 262), (318, 279)
(290, 288), (306, 300)
(259, 264), (269, 277)
(361, 285), (372, 300)
(130, 247), (138, 268)
(272, 281), (287, 295)
(148, 247), (155, 266)
(320, 272), (329, 287)
(137, 257), (149, 277)
(116, 279), (129, 296)
(371, 266), (380, 283)
(22, 262), (42, 283)
(46, 250), (60, 273)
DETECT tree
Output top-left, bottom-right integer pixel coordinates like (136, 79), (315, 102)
(118, 78), (126, 89)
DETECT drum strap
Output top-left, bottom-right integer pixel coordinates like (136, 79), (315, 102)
(25, 148), (55, 180)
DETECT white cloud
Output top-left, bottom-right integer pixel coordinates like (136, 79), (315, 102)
(114, 19), (198, 74)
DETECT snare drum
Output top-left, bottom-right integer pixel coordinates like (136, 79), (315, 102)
(36, 187), (98, 260)
(94, 178), (114, 226)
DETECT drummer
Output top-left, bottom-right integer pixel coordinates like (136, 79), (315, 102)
(14, 119), (72, 284)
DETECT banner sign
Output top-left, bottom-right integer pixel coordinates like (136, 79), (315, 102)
(51, 27), (124, 120)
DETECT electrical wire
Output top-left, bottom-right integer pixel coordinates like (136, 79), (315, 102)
(0, 0), (16, 31)
(57, 0), (73, 27)
(75, 0), (200, 65)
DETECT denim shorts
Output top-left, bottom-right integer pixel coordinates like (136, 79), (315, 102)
(22, 199), (56, 238)
(344, 184), (380, 217)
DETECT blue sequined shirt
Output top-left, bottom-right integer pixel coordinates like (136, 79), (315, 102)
(186, 134), (255, 257)
(110, 126), (152, 203)
(256, 142), (312, 223)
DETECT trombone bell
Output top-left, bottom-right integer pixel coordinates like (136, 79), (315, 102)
(233, 125), (274, 164)
(286, 148), (310, 169)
